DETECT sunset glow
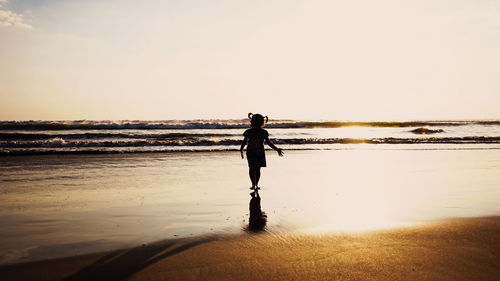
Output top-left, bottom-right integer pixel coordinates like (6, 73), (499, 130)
(1, 2), (499, 278)
(1, 0), (499, 120)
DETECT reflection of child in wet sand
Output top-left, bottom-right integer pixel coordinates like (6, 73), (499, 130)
(248, 191), (267, 232)
(240, 113), (284, 190)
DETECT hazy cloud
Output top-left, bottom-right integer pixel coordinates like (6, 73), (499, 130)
(0, 0), (31, 28)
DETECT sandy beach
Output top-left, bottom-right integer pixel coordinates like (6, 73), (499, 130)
(1, 217), (499, 281)
(1, 145), (499, 281)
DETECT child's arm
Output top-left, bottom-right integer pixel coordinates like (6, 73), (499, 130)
(240, 137), (248, 159)
(265, 137), (284, 157)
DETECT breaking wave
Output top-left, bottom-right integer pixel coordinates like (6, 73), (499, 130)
(1, 137), (499, 155)
(0, 132), (237, 141)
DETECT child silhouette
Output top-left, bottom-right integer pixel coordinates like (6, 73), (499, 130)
(240, 113), (284, 190)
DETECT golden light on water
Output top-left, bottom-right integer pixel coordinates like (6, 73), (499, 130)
(2, 147), (497, 237)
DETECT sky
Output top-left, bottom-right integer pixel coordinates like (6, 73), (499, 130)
(0, 0), (499, 121)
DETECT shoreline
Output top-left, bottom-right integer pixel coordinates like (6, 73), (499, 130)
(2, 144), (500, 156)
(1, 216), (499, 281)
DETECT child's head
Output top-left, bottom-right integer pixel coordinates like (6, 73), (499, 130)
(248, 113), (268, 128)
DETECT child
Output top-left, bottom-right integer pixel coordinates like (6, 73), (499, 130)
(240, 113), (284, 190)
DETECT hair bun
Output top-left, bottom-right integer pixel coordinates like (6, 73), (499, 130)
(248, 113), (253, 119)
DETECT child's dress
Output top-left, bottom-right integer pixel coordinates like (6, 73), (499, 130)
(243, 128), (269, 167)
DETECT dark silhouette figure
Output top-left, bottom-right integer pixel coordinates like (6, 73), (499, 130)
(248, 190), (267, 232)
(240, 113), (283, 190)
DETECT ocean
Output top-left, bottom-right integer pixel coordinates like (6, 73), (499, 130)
(1, 119), (499, 154)
(0, 119), (499, 265)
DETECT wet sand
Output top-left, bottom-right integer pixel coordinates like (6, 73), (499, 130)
(2, 149), (500, 265)
(1, 217), (499, 281)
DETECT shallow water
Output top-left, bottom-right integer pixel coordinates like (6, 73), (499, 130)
(0, 148), (499, 264)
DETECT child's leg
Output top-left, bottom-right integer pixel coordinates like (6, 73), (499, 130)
(249, 166), (261, 188)
(254, 167), (261, 187)
(249, 167), (256, 188)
